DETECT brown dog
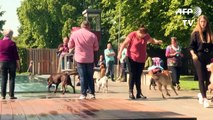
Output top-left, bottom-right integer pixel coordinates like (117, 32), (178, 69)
(207, 63), (213, 93)
(207, 63), (213, 102)
(47, 73), (75, 94)
(149, 69), (178, 99)
(99, 62), (106, 78)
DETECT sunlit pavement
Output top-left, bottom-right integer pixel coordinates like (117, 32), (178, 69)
(0, 75), (212, 120)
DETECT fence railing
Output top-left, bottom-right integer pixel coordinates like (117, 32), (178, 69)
(27, 48), (195, 75)
(27, 48), (58, 75)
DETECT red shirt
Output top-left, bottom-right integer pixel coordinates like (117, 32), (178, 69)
(69, 28), (99, 63)
(126, 31), (150, 63)
(0, 37), (19, 61)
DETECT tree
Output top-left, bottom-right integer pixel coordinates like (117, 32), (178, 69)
(16, 0), (213, 49)
(0, 8), (5, 38)
(100, 0), (213, 48)
(17, 0), (87, 48)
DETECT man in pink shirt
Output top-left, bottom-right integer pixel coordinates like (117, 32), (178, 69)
(117, 24), (162, 100)
(68, 21), (99, 99)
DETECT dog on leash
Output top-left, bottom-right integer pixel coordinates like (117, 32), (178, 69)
(149, 69), (178, 99)
(99, 62), (106, 78)
(47, 73), (75, 94)
(207, 63), (213, 93)
(149, 78), (157, 90)
(96, 76), (108, 93)
(207, 62), (213, 102)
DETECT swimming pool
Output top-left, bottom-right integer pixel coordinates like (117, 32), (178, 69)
(0, 75), (48, 93)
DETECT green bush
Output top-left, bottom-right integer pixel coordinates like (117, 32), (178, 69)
(18, 47), (28, 73)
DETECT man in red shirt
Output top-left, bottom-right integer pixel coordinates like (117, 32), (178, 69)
(69, 21), (99, 99)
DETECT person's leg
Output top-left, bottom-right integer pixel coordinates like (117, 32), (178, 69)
(176, 67), (181, 84)
(61, 57), (65, 69)
(126, 58), (137, 99)
(86, 63), (95, 97)
(135, 62), (146, 98)
(108, 61), (114, 81)
(176, 67), (181, 90)
(8, 61), (17, 99)
(0, 62), (8, 99)
(168, 66), (177, 86)
(77, 63), (88, 98)
(194, 60), (207, 98)
(105, 62), (110, 77)
(193, 58), (208, 106)
(120, 63), (125, 79)
(57, 55), (62, 73)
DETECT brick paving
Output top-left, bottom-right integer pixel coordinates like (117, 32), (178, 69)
(1, 74), (213, 119)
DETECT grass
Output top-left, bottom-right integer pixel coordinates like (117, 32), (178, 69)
(179, 75), (199, 91)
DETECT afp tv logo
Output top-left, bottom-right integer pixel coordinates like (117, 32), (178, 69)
(175, 6), (202, 26)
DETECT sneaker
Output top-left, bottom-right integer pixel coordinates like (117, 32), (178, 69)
(203, 99), (210, 108)
(10, 97), (17, 99)
(89, 94), (96, 100)
(197, 93), (203, 104)
(79, 95), (86, 100)
(1, 97), (5, 100)
(136, 94), (147, 99)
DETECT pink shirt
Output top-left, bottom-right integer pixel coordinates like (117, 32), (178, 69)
(68, 28), (99, 63)
(126, 31), (150, 63)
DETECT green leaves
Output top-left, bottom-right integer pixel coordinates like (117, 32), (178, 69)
(15, 0), (213, 49)
(17, 0), (85, 48)
(0, 8), (5, 38)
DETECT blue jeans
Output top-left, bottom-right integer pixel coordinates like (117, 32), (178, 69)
(77, 62), (94, 96)
(168, 66), (181, 86)
(0, 61), (17, 97)
(105, 61), (114, 81)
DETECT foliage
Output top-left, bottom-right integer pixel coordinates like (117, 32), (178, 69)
(100, 0), (213, 49)
(0, 8), (5, 38)
(17, 0), (88, 48)
(16, 0), (213, 50)
(18, 47), (28, 73)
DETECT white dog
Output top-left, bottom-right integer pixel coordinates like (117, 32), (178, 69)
(96, 76), (108, 93)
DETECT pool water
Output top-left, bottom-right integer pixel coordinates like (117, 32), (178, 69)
(0, 75), (50, 93)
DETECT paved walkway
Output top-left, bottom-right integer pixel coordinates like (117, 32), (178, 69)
(96, 81), (213, 120)
(1, 75), (213, 120)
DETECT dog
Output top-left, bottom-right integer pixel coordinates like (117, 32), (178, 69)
(96, 76), (108, 93)
(149, 69), (178, 99)
(99, 62), (106, 78)
(207, 63), (213, 93)
(96, 63), (108, 93)
(47, 73), (75, 94)
(207, 62), (213, 102)
(149, 78), (157, 90)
